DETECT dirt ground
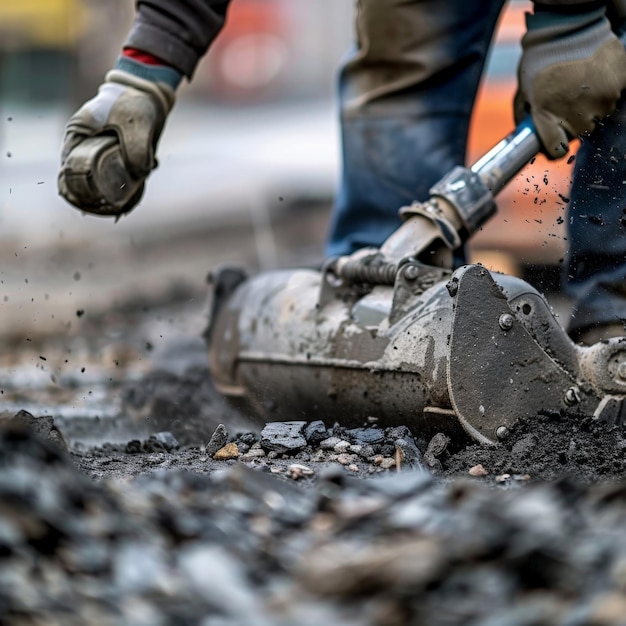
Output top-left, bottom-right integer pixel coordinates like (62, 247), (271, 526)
(4, 208), (626, 625)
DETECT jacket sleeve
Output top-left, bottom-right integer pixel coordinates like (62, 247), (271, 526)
(124, 0), (232, 78)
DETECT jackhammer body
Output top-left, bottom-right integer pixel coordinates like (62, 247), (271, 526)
(205, 121), (626, 444)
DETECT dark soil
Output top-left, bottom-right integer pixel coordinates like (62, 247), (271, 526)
(443, 409), (626, 484)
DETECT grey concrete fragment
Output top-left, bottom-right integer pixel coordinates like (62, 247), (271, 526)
(304, 420), (327, 445)
(207, 424), (229, 457)
(150, 431), (180, 452)
(259, 421), (307, 454)
(395, 438), (423, 470)
(320, 437), (345, 451)
(424, 433), (450, 471)
(346, 427), (384, 445)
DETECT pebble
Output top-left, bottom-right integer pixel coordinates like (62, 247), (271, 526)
(3, 423), (626, 625)
(379, 458), (396, 470)
(259, 421), (307, 454)
(336, 453), (357, 466)
(320, 436), (344, 451)
(241, 446), (266, 460)
(424, 432), (450, 471)
(333, 440), (351, 453)
(150, 432), (180, 452)
(304, 420), (328, 445)
(213, 443), (240, 461)
(288, 464), (315, 480)
(206, 423), (229, 457)
(346, 427), (384, 445)
(394, 437), (423, 470)
(469, 464), (488, 477)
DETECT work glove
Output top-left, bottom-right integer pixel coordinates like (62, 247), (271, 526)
(515, 4), (626, 158)
(59, 58), (180, 216)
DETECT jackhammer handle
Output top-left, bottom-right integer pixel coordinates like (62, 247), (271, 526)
(471, 116), (541, 195)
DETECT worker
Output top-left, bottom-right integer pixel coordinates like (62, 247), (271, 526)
(58, 0), (626, 345)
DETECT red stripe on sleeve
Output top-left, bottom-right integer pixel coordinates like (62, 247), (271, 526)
(122, 47), (169, 66)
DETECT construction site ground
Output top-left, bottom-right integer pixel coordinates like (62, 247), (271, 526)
(4, 200), (626, 625)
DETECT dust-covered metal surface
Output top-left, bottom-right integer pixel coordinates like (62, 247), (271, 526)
(207, 262), (626, 444)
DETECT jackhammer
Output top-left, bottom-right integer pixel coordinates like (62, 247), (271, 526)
(205, 119), (626, 445)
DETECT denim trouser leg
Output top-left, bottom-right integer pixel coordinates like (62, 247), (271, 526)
(325, 0), (506, 258)
(564, 95), (626, 337)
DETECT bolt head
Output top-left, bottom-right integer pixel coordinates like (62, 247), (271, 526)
(564, 387), (580, 406)
(498, 313), (514, 331)
(496, 426), (509, 440)
(403, 265), (420, 281)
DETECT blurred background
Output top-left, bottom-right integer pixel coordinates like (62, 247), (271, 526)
(0, 0), (574, 341)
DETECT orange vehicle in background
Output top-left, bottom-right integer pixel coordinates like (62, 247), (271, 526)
(468, 0), (577, 274)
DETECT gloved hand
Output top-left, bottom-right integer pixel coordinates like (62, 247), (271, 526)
(515, 4), (626, 159)
(59, 58), (180, 216)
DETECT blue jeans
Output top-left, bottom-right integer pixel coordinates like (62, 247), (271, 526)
(326, 0), (626, 335)
(325, 0), (506, 258)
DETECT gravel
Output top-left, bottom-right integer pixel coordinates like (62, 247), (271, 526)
(4, 414), (626, 625)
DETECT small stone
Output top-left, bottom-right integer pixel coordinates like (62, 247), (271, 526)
(354, 444), (375, 459)
(468, 464), (488, 477)
(288, 463), (315, 480)
(304, 420), (327, 445)
(259, 421), (307, 454)
(238, 432), (257, 446)
(206, 424), (229, 457)
(125, 439), (143, 454)
(395, 438), (423, 470)
(336, 453), (357, 466)
(213, 442), (239, 461)
(333, 440), (351, 453)
(241, 448), (266, 460)
(320, 437), (344, 451)
(495, 473), (512, 483)
(379, 458), (396, 470)
(346, 427), (384, 445)
(151, 431), (180, 452)
(387, 425), (412, 438)
(424, 432), (450, 471)
(347, 464), (360, 473)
